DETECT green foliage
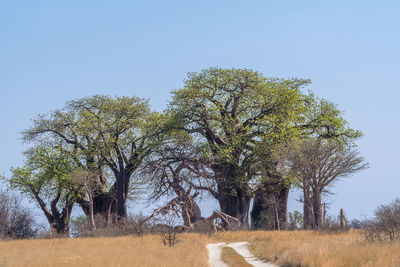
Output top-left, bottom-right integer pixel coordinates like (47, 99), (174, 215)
(255, 211), (275, 230)
(22, 95), (162, 200)
(301, 95), (362, 143)
(8, 146), (80, 206)
(168, 67), (361, 197)
(288, 211), (304, 230)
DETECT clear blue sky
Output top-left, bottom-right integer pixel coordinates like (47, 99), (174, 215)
(1, 1), (399, 221)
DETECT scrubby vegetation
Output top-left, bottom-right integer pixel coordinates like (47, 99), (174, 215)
(0, 190), (37, 240)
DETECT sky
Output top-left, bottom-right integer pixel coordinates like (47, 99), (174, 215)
(1, 1), (400, 222)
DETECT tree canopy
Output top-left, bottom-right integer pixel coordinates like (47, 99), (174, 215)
(4, 67), (366, 233)
(167, 68), (362, 227)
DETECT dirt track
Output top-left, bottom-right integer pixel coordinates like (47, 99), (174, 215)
(206, 241), (277, 267)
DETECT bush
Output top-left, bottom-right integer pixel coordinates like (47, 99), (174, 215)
(288, 211), (303, 230)
(318, 210), (351, 233)
(0, 190), (37, 239)
(70, 214), (153, 238)
(363, 198), (400, 242)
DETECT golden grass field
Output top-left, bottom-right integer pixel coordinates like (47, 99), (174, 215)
(1, 231), (400, 267)
(213, 230), (400, 267)
(0, 234), (209, 267)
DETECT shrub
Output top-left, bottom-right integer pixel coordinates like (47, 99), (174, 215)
(363, 198), (400, 242)
(319, 210), (351, 233)
(70, 214), (153, 238)
(288, 211), (303, 230)
(0, 190), (37, 239)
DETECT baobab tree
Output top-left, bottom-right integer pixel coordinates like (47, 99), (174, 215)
(143, 134), (217, 229)
(169, 68), (312, 227)
(170, 67), (362, 228)
(9, 146), (81, 237)
(286, 138), (368, 228)
(251, 98), (362, 230)
(23, 95), (161, 220)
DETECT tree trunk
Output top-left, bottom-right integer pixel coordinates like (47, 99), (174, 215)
(217, 188), (250, 229)
(212, 164), (251, 229)
(302, 185), (314, 229)
(277, 185), (289, 230)
(116, 171), (127, 220)
(78, 193), (117, 226)
(189, 201), (202, 223)
(170, 178), (203, 227)
(88, 200), (96, 230)
(49, 219), (70, 238)
(47, 205), (73, 238)
(250, 196), (264, 229)
(251, 175), (290, 230)
(180, 198), (202, 227)
(311, 190), (323, 228)
(339, 208), (346, 229)
(303, 202), (311, 229)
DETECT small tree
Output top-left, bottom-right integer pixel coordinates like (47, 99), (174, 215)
(9, 146), (81, 237)
(286, 139), (368, 229)
(288, 211), (303, 230)
(70, 168), (99, 230)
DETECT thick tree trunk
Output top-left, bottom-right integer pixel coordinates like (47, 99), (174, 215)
(88, 201), (96, 230)
(302, 185), (314, 229)
(189, 201), (202, 223)
(311, 190), (323, 228)
(116, 171), (127, 220)
(49, 219), (70, 238)
(170, 178), (203, 227)
(181, 198), (202, 227)
(251, 176), (290, 230)
(78, 193), (117, 226)
(46, 205), (73, 238)
(217, 188), (250, 229)
(208, 164), (250, 228)
(251, 196), (261, 229)
(303, 202), (311, 229)
(277, 186), (289, 230)
(212, 164), (252, 229)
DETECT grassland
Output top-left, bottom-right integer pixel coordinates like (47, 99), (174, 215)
(1, 231), (400, 267)
(213, 230), (400, 267)
(0, 234), (209, 267)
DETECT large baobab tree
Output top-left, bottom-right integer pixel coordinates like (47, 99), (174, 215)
(23, 95), (160, 220)
(170, 67), (361, 228)
(169, 68), (313, 227)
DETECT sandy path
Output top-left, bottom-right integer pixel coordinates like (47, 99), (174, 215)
(206, 242), (228, 267)
(225, 242), (278, 267)
(207, 241), (277, 267)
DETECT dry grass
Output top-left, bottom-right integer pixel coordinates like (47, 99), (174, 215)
(221, 246), (252, 267)
(2, 231), (400, 267)
(0, 233), (209, 267)
(213, 230), (400, 267)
